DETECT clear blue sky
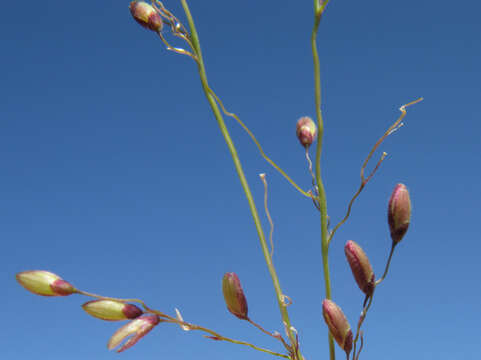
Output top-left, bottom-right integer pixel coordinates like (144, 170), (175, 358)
(2, 1), (480, 359)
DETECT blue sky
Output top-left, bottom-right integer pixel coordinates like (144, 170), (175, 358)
(2, 1), (480, 359)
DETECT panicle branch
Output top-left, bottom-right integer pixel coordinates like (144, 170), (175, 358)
(328, 98), (423, 245)
(208, 88), (313, 198)
(16, 270), (289, 358)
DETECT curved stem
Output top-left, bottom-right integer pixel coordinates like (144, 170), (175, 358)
(355, 332), (364, 360)
(184, 322), (289, 358)
(375, 243), (396, 285)
(351, 294), (374, 360)
(260, 174), (275, 258)
(305, 149), (317, 189)
(208, 89), (312, 198)
(248, 318), (291, 352)
(328, 97), (422, 245)
(311, 6), (335, 360)
(180, 2), (300, 359)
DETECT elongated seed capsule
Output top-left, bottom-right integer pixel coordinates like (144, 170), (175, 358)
(296, 116), (317, 148)
(16, 270), (75, 297)
(345, 240), (375, 296)
(322, 299), (353, 356)
(108, 315), (160, 353)
(388, 183), (412, 244)
(129, 1), (163, 32)
(82, 300), (143, 321)
(222, 272), (248, 320)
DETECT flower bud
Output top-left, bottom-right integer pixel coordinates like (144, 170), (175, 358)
(344, 240), (375, 296)
(222, 272), (248, 320)
(108, 315), (160, 353)
(82, 300), (143, 321)
(16, 270), (75, 297)
(296, 116), (317, 148)
(129, 1), (163, 32)
(322, 299), (353, 355)
(388, 183), (411, 244)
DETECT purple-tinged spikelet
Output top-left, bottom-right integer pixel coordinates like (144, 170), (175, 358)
(344, 240), (375, 296)
(108, 315), (160, 353)
(222, 272), (248, 320)
(322, 299), (353, 356)
(82, 300), (143, 321)
(129, 1), (163, 32)
(16, 270), (75, 297)
(388, 183), (412, 244)
(296, 117), (317, 148)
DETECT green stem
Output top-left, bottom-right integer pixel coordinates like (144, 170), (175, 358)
(180, 1), (300, 358)
(184, 323), (289, 359)
(311, 6), (335, 360)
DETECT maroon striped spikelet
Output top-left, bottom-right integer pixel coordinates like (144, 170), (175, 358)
(222, 272), (248, 320)
(388, 183), (412, 244)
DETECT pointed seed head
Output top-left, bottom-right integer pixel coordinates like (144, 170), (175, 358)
(344, 240), (375, 296)
(296, 116), (317, 148)
(322, 299), (353, 356)
(82, 300), (143, 321)
(16, 270), (75, 297)
(108, 315), (160, 353)
(388, 183), (412, 244)
(222, 272), (248, 320)
(129, 1), (163, 32)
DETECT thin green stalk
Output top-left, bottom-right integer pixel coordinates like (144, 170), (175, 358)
(180, 1), (300, 358)
(185, 323), (290, 359)
(311, 4), (335, 360)
(77, 289), (286, 358)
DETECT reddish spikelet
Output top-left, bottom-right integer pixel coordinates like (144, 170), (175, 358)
(108, 315), (160, 353)
(129, 1), (163, 32)
(322, 299), (353, 356)
(388, 183), (412, 244)
(16, 270), (75, 297)
(296, 116), (317, 148)
(344, 240), (375, 296)
(82, 300), (143, 321)
(222, 272), (248, 320)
